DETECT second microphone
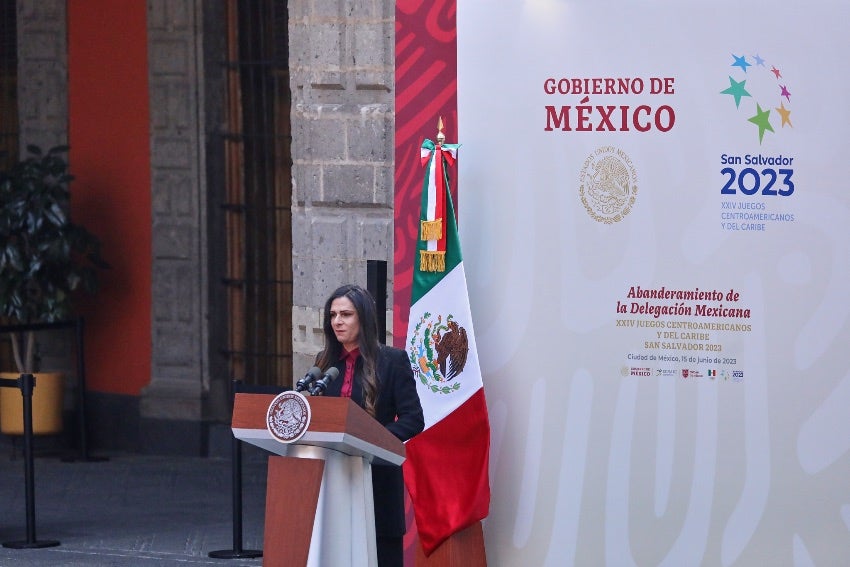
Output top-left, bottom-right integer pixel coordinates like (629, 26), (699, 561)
(308, 367), (339, 396)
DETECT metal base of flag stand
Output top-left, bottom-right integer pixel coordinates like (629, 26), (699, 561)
(0, 373), (61, 549)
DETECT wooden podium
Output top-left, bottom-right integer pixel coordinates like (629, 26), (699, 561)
(231, 393), (405, 567)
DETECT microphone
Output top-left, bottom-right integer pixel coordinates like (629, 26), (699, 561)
(295, 366), (322, 392)
(309, 367), (340, 396)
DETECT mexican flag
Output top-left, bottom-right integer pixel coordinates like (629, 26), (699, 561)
(402, 134), (491, 556)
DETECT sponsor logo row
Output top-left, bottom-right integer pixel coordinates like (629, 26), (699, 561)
(626, 367), (744, 382)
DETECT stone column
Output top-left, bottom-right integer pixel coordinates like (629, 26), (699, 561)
(16, 0), (66, 150)
(15, 0), (74, 395)
(143, 0), (209, 452)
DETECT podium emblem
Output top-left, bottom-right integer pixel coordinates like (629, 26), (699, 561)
(266, 391), (312, 443)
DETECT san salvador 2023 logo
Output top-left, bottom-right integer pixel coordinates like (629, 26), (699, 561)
(718, 52), (796, 232)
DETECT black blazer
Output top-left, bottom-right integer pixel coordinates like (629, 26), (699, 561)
(322, 344), (424, 537)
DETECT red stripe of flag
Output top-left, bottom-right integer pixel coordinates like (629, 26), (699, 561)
(402, 388), (491, 554)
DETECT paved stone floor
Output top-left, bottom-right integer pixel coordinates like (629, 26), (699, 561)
(0, 446), (268, 566)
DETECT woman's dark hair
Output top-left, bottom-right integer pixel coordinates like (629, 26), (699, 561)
(315, 284), (380, 416)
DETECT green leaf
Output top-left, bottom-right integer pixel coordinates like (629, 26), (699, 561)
(0, 144), (108, 330)
(45, 202), (67, 227)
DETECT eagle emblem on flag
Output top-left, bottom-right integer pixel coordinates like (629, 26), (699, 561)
(408, 312), (469, 394)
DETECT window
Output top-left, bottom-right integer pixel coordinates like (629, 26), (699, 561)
(220, 0), (293, 387)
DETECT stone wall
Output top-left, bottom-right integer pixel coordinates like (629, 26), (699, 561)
(289, 0), (396, 375)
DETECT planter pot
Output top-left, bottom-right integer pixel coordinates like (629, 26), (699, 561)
(0, 372), (65, 435)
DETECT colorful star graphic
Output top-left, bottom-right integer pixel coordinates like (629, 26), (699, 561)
(732, 54), (751, 73)
(721, 76), (751, 108)
(748, 104), (774, 143)
(775, 102), (792, 127)
(722, 51), (793, 144)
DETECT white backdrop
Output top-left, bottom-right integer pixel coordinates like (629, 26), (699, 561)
(456, 2), (850, 565)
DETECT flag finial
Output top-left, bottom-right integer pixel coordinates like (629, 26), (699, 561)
(436, 116), (445, 145)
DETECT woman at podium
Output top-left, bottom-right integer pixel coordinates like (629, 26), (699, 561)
(314, 283), (424, 567)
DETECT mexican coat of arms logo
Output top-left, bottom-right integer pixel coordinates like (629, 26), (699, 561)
(266, 391), (311, 443)
(408, 312), (469, 394)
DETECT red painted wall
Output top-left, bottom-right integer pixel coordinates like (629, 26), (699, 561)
(395, 1), (459, 563)
(394, 0), (459, 351)
(67, 1), (151, 395)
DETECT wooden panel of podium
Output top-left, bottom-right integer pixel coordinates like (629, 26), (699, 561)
(231, 393), (405, 567)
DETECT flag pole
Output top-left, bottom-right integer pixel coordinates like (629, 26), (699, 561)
(406, 117), (489, 567)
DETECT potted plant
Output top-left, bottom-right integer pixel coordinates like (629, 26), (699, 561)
(0, 144), (108, 434)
